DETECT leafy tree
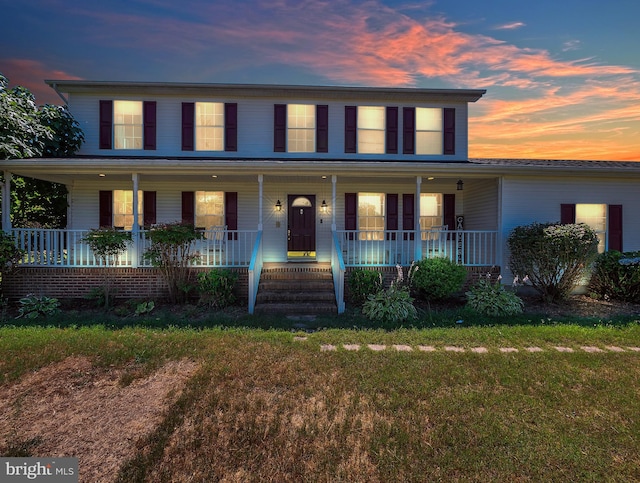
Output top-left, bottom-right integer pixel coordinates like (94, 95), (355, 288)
(0, 74), (84, 228)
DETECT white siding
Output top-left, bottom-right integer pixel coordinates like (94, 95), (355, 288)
(69, 94), (470, 161)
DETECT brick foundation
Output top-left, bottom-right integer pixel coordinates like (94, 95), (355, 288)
(3, 267), (248, 304)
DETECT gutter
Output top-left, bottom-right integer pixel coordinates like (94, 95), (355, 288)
(49, 82), (69, 105)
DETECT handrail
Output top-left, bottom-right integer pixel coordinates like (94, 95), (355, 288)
(331, 230), (346, 314)
(247, 230), (263, 314)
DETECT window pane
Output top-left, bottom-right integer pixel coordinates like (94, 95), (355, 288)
(576, 204), (606, 253)
(287, 104), (315, 152)
(113, 190), (143, 230)
(416, 131), (442, 155)
(358, 130), (385, 154)
(196, 102), (224, 151)
(195, 191), (225, 230)
(416, 108), (442, 131)
(114, 101), (142, 150)
(358, 106), (384, 129)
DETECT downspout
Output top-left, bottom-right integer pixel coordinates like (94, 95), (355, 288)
(50, 83), (69, 105)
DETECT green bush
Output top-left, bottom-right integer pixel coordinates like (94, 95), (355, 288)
(0, 231), (25, 294)
(589, 250), (640, 303)
(362, 284), (417, 324)
(411, 257), (467, 301)
(465, 278), (524, 317)
(16, 294), (61, 319)
(348, 269), (382, 306)
(196, 269), (238, 308)
(508, 222), (599, 303)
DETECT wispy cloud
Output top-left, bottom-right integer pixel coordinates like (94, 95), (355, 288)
(0, 58), (82, 104)
(493, 21), (525, 30)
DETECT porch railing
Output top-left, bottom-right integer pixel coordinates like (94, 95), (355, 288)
(11, 228), (259, 268)
(336, 229), (498, 267)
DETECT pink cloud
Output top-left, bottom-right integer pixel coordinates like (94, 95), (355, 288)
(1, 58), (82, 105)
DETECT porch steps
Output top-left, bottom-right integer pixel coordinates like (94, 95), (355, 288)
(255, 263), (337, 315)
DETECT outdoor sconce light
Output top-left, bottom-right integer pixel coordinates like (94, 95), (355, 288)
(457, 179), (464, 191)
(321, 199), (328, 213)
(275, 200), (282, 211)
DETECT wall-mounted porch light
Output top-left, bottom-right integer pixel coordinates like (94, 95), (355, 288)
(321, 199), (328, 214)
(275, 199), (282, 211)
(457, 179), (464, 191)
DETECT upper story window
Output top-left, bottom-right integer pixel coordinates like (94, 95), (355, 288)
(195, 102), (224, 151)
(416, 108), (443, 155)
(274, 104), (328, 153)
(287, 104), (315, 152)
(182, 102), (237, 152)
(357, 107), (385, 154)
(114, 101), (142, 149)
(99, 100), (156, 151)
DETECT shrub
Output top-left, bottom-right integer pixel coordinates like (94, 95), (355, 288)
(465, 276), (524, 317)
(411, 257), (467, 301)
(144, 223), (203, 304)
(16, 294), (60, 319)
(348, 269), (382, 306)
(0, 231), (25, 294)
(196, 269), (238, 308)
(589, 250), (640, 303)
(362, 284), (417, 324)
(508, 222), (599, 303)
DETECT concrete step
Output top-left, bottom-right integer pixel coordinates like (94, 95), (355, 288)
(254, 301), (337, 315)
(256, 290), (335, 303)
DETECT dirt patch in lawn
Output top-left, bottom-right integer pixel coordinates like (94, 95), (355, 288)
(0, 356), (199, 482)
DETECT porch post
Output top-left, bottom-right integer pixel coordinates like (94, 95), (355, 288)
(258, 174), (263, 230)
(414, 176), (422, 261)
(131, 173), (140, 268)
(331, 175), (337, 230)
(1, 171), (11, 232)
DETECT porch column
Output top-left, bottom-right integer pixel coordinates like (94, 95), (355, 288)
(258, 174), (263, 230)
(1, 171), (11, 232)
(414, 176), (422, 261)
(331, 175), (337, 230)
(131, 173), (140, 268)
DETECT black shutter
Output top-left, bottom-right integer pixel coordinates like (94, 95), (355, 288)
(403, 107), (415, 154)
(316, 105), (328, 153)
(387, 193), (398, 240)
(181, 102), (194, 151)
(274, 104), (286, 152)
(402, 193), (415, 240)
(608, 205), (623, 251)
(386, 107), (398, 154)
(181, 191), (195, 225)
(99, 190), (113, 227)
(345, 192), (357, 239)
(344, 106), (357, 153)
(443, 194), (455, 232)
(560, 204), (576, 224)
(443, 108), (455, 155)
(143, 191), (156, 227)
(225, 103), (237, 152)
(225, 192), (238, 240)
(143, 101), (156, 150)
(99, 100), (113, 150)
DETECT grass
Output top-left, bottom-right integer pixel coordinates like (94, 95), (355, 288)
(1, 315), (640, 481)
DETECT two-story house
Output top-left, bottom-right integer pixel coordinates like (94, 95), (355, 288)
(2, 81), (640, 313)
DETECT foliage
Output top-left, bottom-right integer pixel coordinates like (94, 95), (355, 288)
(0, 230), (24, 274)
(196, 269), (238, 308)
(135, 301), (155, 316)
(465, 275), (524, 317)
(411, 257), (467, 301)
(16, 294), (61, 319)
(83, 228), (132, 309)
(1, 74), (84, 228)
(362, 283), (417, 324)
(508, 222), (599, 303)
(589, 250), (640, 303)
(144, 223), (203, 304)
(348, 269), (382, 306)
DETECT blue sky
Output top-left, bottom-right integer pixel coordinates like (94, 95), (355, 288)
(2, 0), (640, 160)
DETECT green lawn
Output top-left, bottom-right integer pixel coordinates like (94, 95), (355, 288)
(1, 322), (639, 481)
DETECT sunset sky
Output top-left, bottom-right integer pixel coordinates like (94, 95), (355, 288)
(2, 0), (639, 161)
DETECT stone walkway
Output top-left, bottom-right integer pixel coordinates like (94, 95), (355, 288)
(292, 337), (640, 354)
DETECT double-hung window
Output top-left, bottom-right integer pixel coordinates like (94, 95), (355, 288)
(576, 204), (607, 253)
(195, 191), (225, 230)
(358, 107), (385, 154)
(114, 101), (143, 150)
(416, 108), (443, 155)
(287, 104), (316, 152)
(358, 193), (385, 240)
(195, 102), (224, 151)
(113, 190), (143, 230)
(419, 193), (443, 232)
